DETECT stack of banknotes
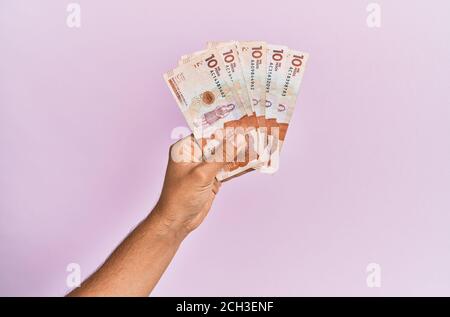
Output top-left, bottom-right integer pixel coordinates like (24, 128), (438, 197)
(164, 41), (309, 181)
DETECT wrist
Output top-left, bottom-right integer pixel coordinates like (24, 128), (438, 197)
(145, 206), (190, 243)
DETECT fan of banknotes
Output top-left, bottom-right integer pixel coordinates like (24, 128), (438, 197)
(164, 41), (308, 181)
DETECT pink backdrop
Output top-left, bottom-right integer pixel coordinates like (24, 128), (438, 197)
(1, 0), (450, 296)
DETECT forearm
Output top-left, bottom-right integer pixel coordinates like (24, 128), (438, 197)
(67, 136), (223, 296)
(67, 207), (186, 297)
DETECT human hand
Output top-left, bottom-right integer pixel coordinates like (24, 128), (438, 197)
(67, 134), (241, 297)
(152, 135), (225, 238)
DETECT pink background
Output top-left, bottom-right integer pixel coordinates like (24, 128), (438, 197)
(1, 0), (450, 296)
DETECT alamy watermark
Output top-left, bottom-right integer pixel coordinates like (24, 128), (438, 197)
(366, 262), (381, 288)
(366, 3), (381, 28)
(66, 3), (81, 28)
(66, 262), (82, 288)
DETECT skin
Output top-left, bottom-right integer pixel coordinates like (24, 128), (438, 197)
(67, 136), (226, 297)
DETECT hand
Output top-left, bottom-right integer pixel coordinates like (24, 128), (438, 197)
(67, 135), (229, 297)
(153, 135), (224, 238)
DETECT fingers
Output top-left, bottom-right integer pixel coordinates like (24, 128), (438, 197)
(196, 160), (226, 179)
(212, 179), (221, 195)
(169, 134), (203, 164)
(200, 129), (247, 174)
(171, 129), (249, 180)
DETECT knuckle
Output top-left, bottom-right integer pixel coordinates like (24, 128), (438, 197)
(192, 167), (209, 182)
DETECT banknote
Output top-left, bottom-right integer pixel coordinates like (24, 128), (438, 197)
(264, 45), (290, 124)
(257, 45), (290, 171)
(236, 41), (269, 162)
(275, 51), (309, 139)
(179, 49), (206, 66)
(206, 41), (263, 169)
(207, 41), (254, 119)
(179, 48), (248, 128)
(164, 41), (309, 179)
(252, 44), (290, 169)
(164, 50), (260, 180)
(179, 48), (259, 167)
(259, 50), (309, 173)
